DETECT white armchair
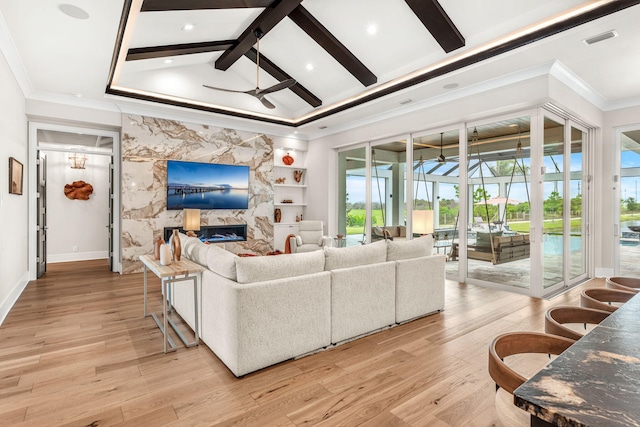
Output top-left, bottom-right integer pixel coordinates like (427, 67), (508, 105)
(289, 220), (330, 253)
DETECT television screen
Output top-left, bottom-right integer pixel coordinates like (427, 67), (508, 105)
(166, 160), (249, 210)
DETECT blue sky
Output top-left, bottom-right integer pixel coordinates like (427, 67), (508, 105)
(167, 161), (249, 188)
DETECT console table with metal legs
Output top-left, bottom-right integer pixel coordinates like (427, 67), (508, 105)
(140, 254), (204, 353)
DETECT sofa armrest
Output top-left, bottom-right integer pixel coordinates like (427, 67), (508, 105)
(395, 254), (445, 323)
(330, 261), (396, 344)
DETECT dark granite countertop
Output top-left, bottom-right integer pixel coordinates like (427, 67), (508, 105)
(514, 293), (640, 426)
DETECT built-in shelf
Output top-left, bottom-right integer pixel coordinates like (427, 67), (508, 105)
(274, 184), (307, 188)
(273, 148), (307, 251)
(274, 165), (306, 170)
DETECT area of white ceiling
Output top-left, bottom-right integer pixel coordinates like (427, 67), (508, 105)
(0, 1), (639, 139)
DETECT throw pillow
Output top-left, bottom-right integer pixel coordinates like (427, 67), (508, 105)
(235, 250), (325, 284)
(324, 239), (387, 270)
(205, 244), (238, 281)
(386, 235), (434, 261)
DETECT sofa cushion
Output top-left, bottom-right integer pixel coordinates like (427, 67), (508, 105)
(324, 239), (387, 270)
(387, 235), (434, 261)
(206, 244), (238, 281)
(235, 250), (325, 284)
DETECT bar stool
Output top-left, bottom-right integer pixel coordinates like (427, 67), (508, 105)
(605, 277), (640, 293)
(488, 332), (575, 426)
(544, 306), (610, 340)
(580, 288), (636, 313)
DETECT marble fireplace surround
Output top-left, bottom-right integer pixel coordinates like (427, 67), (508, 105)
(121, 115), (274, 274)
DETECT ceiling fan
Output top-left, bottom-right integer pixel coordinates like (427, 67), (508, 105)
(203, 28), (296, 109)
(437, 132), (446, 163)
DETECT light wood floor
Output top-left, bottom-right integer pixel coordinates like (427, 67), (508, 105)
(0, 260), (605, 426)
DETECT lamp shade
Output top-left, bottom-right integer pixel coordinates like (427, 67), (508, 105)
(412, 210), (434, 235)
(183, 208), (201, 231)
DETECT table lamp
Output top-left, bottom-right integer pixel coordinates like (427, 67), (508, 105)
(412, 210), (434, 236)
(183, 208), (201, 237)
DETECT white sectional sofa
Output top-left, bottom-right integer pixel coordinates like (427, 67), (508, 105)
(171, 233), (445, 377)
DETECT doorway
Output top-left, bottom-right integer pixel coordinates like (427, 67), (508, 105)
(615, 126), (640, 276)
(28, 122), (121, 278)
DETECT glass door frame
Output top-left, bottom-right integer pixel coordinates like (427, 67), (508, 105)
(410, 124), (465, 282)
(368, 134), (412, 243)
(465, 110), (540, 294)
(613, 123), (640, 276)
(538, 108), (591, 297)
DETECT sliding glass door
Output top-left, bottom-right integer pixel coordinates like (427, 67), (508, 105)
(338, 145), (367, 246)
(335, 109), (591, 296)
(466, 116), (532, 290)
(541, 110), (589, 295)
(617, 127), (640, 276)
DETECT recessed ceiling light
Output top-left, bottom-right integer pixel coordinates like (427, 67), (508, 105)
(443, 83), (459, 90)
(59, 4), (90, 20)
(72, 93), (83, 98)
(306, 63), (314, 71)
(319, 125), (328, 129)
(399, 99), (413, 105)
(164, 59), (173, 64)
(367, 24), (377, 35)
(182, 23), (195, 31)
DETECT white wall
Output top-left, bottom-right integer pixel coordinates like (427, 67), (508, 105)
(0, 49), (28, 324)
(43, 150), (110, 263)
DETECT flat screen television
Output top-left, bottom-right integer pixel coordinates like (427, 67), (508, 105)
(166, 160), (249, 210)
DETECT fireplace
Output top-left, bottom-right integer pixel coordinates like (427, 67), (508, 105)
(164, 224), (247, 243)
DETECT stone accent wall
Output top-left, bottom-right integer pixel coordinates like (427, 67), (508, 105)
(121, 115), (274, 273)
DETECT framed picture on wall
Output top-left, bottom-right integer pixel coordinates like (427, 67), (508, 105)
(9, 157), (23, 195)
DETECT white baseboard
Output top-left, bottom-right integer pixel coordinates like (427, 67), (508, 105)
(48, 251), (109, 263)
(594, 267), (614, 278)
(0, 271), (29, 327)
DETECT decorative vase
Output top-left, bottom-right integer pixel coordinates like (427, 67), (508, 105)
(159, 244), (172, 266)
(275, 208), (281, 223)
(294, 170), (303, 183)
(282, 153), (294, 165)
(171, 229), (182, 261)
(153, 236), (163, 260)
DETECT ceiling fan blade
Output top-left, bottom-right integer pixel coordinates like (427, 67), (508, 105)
(257, 79), (296, 95)
(203, 84), (248, 94)
(257, 95), (276, 109)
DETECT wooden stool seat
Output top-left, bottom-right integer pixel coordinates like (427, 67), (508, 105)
(606, 277), (640, 293)
(580, 288), (635, 313)
(544, 306), (610, 341)
(488, 332), (575, 426)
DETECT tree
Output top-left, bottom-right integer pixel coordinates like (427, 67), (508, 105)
(488, 160), (530, 177)
(544, 191), (563, 216)
(626, 197), (638, 212)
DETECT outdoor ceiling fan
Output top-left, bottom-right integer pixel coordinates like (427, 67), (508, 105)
(203, 28), (296, 109)
(437, 132), (446, 163)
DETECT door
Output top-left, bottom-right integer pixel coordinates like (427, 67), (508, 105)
(108, 161), (114, 270)
(36, 153), (47, 278)
(541, 111), (589, 295)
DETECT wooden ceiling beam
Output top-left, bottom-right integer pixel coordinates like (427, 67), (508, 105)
(404, 0), (464, 53)
(244, 48), (322, 107)
(126, 40), (235, 61)
(140, 0), (274, 12)
(288, 5), (376, 87)
(215, 0), (303, 71)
